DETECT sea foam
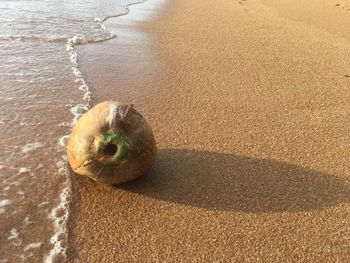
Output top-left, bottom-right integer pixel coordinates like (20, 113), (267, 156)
(0, 199), (12, 215)
(24, 242), (42, 251)
(8, 228), (19, 240)
(45, 1), (149, 262)
(21, 142), (43, 153)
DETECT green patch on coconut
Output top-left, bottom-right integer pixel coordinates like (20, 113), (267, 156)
(92, 128), (132, 166)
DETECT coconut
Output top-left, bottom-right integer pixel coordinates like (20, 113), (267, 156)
(67, 101), (156, 185)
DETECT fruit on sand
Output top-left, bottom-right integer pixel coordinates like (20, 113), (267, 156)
(67, 101), (156, 185)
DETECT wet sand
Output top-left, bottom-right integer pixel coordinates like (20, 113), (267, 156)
(68, 0), (350, 261)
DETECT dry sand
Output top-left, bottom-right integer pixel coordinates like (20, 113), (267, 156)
(68, 0), (350, 261)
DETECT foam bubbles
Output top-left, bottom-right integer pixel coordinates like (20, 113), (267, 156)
(24, 242), (42, 251)
(23, 216), (32, 225)
(70, 104), (89, 126)
(0, 199), (12, 215)
(59, 122), (71, 127)
(68, 35), (88, 45)
(21, 142), (43, 153)
(66, 38), (92, 127)
(45, 162), (70, 263)
(58, 135), (69, 148)
(38, 201), (50, 208)
(18, 167), (31, 174)
(0, 199), (12, 207)
(8, 228), (19, 240)
(45, 187), (70, 263)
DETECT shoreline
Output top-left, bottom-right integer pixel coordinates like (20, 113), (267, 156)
(68, 0), (350, 261)
(47, 1), (164, 261)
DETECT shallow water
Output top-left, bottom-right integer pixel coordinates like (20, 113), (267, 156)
(0, 0), (142, 261)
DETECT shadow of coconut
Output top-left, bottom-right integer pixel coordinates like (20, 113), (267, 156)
(120, 149), (350, 213)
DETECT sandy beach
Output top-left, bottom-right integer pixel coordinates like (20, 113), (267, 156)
(68, 0), (350, 261)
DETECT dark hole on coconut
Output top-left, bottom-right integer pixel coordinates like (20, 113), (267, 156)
(104, 144), (117, 156)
